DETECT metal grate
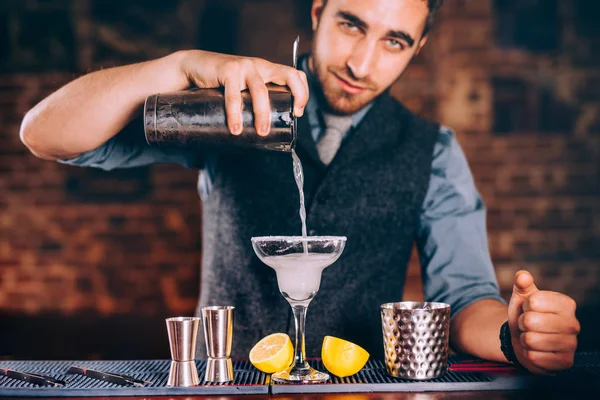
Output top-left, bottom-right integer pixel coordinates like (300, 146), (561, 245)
(271, 353), (600, 394)
(2, 353), (600, 396)
(0, 360), (267, 397)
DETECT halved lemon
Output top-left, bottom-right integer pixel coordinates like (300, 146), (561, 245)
(249, 333), (294, 373)
(322, 336), (370, 378)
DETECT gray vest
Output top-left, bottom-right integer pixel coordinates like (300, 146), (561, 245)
(196, 93), (439, 359)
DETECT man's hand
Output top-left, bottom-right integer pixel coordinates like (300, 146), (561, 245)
(507, 270), (580, 374)
(179, 50), (309, 137)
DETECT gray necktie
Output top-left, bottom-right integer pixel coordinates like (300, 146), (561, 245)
(317, 113), (353, 165)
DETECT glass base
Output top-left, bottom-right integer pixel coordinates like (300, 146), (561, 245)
(272, 364), (330, 383)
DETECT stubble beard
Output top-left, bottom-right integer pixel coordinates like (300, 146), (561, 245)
(312, 59), (379, 116)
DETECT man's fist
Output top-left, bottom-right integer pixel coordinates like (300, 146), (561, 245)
(507, 270), (580, 374)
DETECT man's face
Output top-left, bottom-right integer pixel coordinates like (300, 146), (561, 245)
(310, 0), (429, 115)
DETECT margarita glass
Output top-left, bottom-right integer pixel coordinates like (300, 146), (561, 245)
(251, 235), (346, 383)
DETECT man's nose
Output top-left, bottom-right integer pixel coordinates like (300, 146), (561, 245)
(347, 38), (378, 80)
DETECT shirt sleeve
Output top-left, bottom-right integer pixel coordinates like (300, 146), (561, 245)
(58, 115), (203, 171)
(416, 126), (506, 319)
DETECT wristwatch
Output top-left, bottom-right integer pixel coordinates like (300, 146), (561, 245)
(499, 321), (521, 366)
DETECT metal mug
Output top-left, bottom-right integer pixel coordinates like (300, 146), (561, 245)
(381, 301), (451, 380)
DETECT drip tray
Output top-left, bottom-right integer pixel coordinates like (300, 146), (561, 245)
(2, 353), (600, 396)
(0, 360), (267, 397)
(271, 353), (600, 394)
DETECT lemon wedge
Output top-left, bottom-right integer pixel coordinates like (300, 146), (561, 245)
(322, 336), (370, 378)
(249, 333), (294, 373)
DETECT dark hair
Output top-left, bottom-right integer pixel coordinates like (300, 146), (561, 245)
(423, 0), (444, 36)
(320, 0), (444, 37)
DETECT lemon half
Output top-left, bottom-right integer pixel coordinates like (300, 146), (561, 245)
(249, 333), (294, 373)
(322, 336), (370, 378)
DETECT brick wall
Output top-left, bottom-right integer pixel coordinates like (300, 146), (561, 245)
(1, 0), (599, 358)
(432, 0), (600, 304)
(0, 0), (205, 359)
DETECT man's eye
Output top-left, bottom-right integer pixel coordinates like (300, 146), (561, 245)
(387, 39), (404, 50)
(342, 21), (359, 31)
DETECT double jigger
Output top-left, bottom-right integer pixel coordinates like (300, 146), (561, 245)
(165, 306), (235, 386)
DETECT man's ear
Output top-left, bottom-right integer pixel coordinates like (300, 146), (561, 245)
(415, 35), (429, 56)
(311, 0), (325, 31)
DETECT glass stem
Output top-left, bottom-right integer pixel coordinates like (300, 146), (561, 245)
(291, 304), (309, 369)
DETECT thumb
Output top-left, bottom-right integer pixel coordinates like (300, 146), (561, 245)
(512, 270), (539, 300)
(508, 270), (539, 331)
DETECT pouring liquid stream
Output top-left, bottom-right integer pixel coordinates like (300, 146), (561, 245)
(291, 149), (308, 254)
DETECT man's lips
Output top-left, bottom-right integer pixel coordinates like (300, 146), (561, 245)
(332, 72), (368, 95)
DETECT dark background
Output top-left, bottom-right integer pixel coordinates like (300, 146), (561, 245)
(1, 0), (599, 360)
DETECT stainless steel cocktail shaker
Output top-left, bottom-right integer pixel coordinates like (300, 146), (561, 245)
(143, 85), (296, 152)
(143, 37), (300, 152)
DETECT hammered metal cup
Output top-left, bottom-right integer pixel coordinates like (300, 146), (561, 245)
(380, 302), (450, 380)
